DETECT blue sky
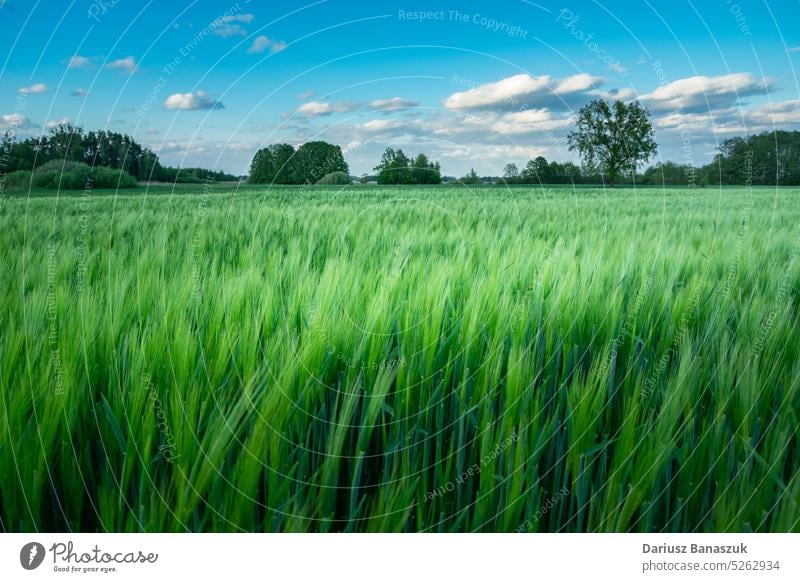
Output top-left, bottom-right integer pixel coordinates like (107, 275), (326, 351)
(2, 0), (800, 176)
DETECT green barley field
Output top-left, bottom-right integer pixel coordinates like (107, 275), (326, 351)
(1, 184), (799, 532)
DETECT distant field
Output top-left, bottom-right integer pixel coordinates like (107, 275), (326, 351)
(1, 185), (799, 532)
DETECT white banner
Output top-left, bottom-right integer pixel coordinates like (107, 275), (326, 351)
(1, 534), (798, 581)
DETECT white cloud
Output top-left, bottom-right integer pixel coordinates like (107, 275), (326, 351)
(17, 83), (47, 94)
(0, 113), (34, 129)
(297, 90), (314, 100)
(148, 141), (189, 154)
(651, 99), (800, 136)
(45, 117), (71, 129)
(247, 35), (287, 54)
(787, 46), (800, 53)
(491, 109), (574, 135)
(105, 56), (138, 73)
(71, 88), (88, 97)
(342, 140), (362, 154)
(608, 62), (629, 75)
(213, 24), (246, 37)
(640, 73), (771, 112)
(745, 99), (800, 126)
(68, 55), (92, 69)
(163, 90), (224, 110)
(552, 73), (598, 94)
(439, 144), (551, 163)
(226, 13), (254, 23)
(443, 73), (602, 111)
(653, 110), (737, 133)
(211, 13), (255, 38)
(359, 119), (408, 133)
(296, 101), (359, 116)
(368, 97), (419, 111)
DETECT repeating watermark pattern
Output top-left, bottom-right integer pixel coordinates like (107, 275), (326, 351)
(452, 74), (563, 155)
(514, 486), (570, 532)
(597, 276), (654, 382)
(138, 2), (247, 118)
(189, 178), (213, 302)
(0, 92), (29, 209)
(751, 234), (800, 362)
(680, 129), (698, 187)
(641, 284), (703, 400)
(46, 243), (65, 396)
(424, 432), (518, 501)
(87, 0), (121, 22)
(398, 9), (528, 39)
(75, 177), (93, 294)
(721, 150), (753, 297)
(144, 373), (179, 462)
(650, 59), (698, 187)
(725, 0), (752, 37)
(2, 0), (798, 542)
(316, 325), (407, 371)
(556, 9), (628, 76)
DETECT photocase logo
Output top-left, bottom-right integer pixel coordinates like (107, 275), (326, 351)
(20, 542), (46, 570)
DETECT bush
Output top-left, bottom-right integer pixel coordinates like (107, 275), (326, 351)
(3, 160), (139, 190)
(92, 166), (138, 188)
(1, 170), (33, 190)
(316, 171), (352, 185)
(31, 161), (87, 189)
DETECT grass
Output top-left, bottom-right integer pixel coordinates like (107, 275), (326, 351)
(1, 184), (799, 532)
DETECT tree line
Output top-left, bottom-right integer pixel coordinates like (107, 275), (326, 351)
(249, 121), (800, 187)
(1, 124), (238, 188)
(503, 100), (800, 187)
(516, 130), (800, 187)
(7, 99), (797, 190)
(504, 130), (800, 187)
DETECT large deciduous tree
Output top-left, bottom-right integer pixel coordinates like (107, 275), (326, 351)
(567, 99), (657, 185)
(248, 143), (298, 184)
(503, 163), (519, 181)
(522, 156), (551, 183)
(294, 141), (348, 184)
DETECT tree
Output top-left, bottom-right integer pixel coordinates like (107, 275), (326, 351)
(699, 130), (800, 186)
(0, 124), (237, 184)
(411, 153), (442, 184)
(567, 99), (657, 185)
(248, 143), (297, 184)
(248, 141), (347, 184)
(42, 123), (85, 163)
(503, 163), (519, 182)
(248, 147), (275, 184)
(374, 147), (412, 184)
(295, 141), (348, 184)
(522, 156), (551, 183)
(561, 162), (582, 183)
(641, 161), (694, 186)
(458, 168), (481, 184)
